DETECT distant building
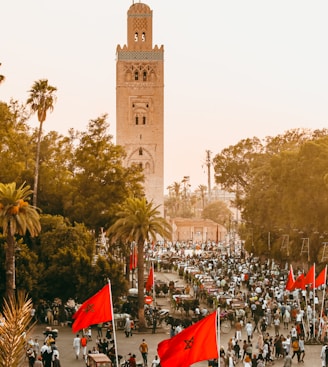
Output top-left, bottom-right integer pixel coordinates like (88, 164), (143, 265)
(116, 2), (164, 214)
(170, 217), (227, 243)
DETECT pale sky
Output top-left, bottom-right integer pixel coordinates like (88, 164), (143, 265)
(1, 1), (327, 192)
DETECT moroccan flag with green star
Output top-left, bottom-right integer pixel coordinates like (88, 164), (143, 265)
(157, 310), (218, 367)
(72, 284), (112, 333)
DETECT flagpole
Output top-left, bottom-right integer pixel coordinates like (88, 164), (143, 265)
(313, 263), (316, 339)
(152, 261), (156, 307)
(217, 307), (220, 367)
(304, 285), (310, 340)
(319, 285), (325, 339)
(108, 279), (119, 367)
(318, 265), (327, 339)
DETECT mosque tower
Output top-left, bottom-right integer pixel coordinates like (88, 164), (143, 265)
(116, 2), (164, 213)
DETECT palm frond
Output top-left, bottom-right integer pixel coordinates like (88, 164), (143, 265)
(0, 292), (33, 367)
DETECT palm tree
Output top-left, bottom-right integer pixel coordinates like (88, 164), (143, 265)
(166, 182), (182, 216)
(27, 79), (57, 206)
(107, 197), (172, 329)
(197, 184), (207, 209)
(0, 182), (41, 299)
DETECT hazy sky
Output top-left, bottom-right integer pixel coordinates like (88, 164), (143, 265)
(1, 1), (327, 191)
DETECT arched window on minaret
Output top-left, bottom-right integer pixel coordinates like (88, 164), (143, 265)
(139, 163), (143, 169)
(134, 32), (138, 42)
(139, 147), (143, 155)
(142, 116), (146, 125)
(143, 71), (147, 81)
(134, 71), (139, 80)
(142, 32), (146, 42)
(135, 116), (139, 125)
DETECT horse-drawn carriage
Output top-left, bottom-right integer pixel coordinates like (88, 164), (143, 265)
(218, 297), (247, 333)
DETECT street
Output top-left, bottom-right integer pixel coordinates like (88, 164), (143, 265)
(25, 270), (324, 366)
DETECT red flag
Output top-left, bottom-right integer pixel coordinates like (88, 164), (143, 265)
(285, 265), (295, 291)
(291, 273), (305, 290)
(157, 311), (218, 367)
(146, 265), (154, 292)
(314, 266), (327, 288)
(304, 264), (315, 287)
(129, 247), (138, 270)
(72, 284), (112, 333)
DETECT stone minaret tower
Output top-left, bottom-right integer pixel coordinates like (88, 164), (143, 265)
(116, 2), (164, 213)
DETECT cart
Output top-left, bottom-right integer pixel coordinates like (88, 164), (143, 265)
(87, 353), (112, 367)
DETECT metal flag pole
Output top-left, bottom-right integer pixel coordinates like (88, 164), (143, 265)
(108, 279), (119, 367)
(217, 307), (220, 367)
(318, 265), (327, 339)
(313, 263), (316, 339)
(152, 261), (156, 307)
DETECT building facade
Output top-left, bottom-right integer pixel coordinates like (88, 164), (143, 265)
(116, 2), (164, 213)
(170, 217), (227, 244)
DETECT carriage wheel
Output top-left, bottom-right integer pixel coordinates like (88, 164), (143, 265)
(221, 320), (231, 334)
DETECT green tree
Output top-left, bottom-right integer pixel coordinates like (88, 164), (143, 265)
(67, 115), (144, 232)
(0, 101), (34, 184)
(0, 182), (41, 299)
(35, 214), (127, 302)
(202, 200), (232, 227)
(242, 135), (328, 262)
(197, 184), (207, 209)
(107, 197), (172, 330)
(165, 181), (182, 217)
(36, 130), (75, 216)
(213, 137), (264, 195)
(27, 79), (57, 207)
(37, 215), (94, 300)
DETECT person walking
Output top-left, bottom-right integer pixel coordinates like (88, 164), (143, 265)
(152, 311), (158, 334)
(321, 342), (328, 367)
(151, 355), (160, 367)
(243, 355), (252, 367)
(273, 314), (281, 336)
(128, 353), (137, 367)
(291, 337), (300, 362)
(26, 346), (36, 367)
(97, 323), (103, 337)
(235, 319), (243, 341)
(33, 356), (43, 367)
(124, 317), (132, 338)
(283, 354), (292, 367)
(299, 335), (305, 363)
(245, 321), (253, 343)
(73, 334), (81, 359)
(40, 343), (52, 367)
(139, 339), (149, 366)
(81, 334), (88, 360)
(53, 354), (61, 367)
(106, 324), (112, 340)
(283, 309), (291, 329)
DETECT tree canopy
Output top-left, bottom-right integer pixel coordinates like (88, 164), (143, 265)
(213, 128), (328, 263)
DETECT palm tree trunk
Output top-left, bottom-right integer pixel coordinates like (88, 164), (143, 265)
(137, 239), (146, 330)
(33, 122), (43, 207)
(5, 234), (15, 300)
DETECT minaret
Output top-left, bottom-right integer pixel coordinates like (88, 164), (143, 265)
(116, 2), (164, 213)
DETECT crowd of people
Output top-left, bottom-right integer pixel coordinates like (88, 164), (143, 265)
(24, 240), (328, 367)
(71, 328), (160, 367)
(152, 242), (327, 367)
(26, 334), (61, 367)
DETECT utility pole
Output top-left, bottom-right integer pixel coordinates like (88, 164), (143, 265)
(206, 150), (212, 201)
